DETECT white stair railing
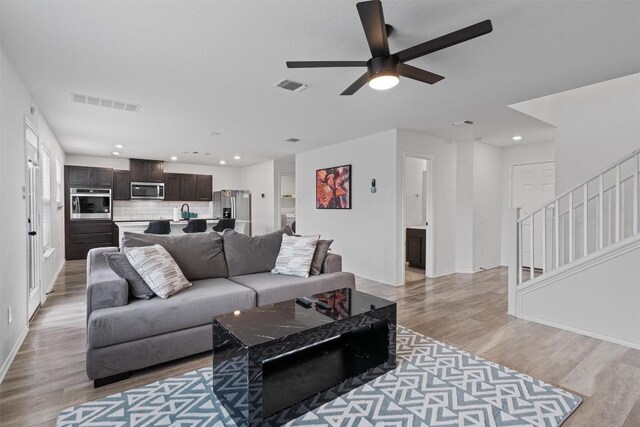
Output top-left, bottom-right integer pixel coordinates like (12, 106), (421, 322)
(514, 149), (640, 286)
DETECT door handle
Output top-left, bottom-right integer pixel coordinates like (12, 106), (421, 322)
(28, 231), (37, 236)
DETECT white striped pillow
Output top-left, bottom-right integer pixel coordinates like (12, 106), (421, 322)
(271, 234), (320, 278)
(124, 244), (191, 299)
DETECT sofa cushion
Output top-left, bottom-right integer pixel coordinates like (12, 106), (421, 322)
(87, 278), (255, 348)
(104, 252), (155, 299)
(229, 271), (356, 306)
(222, 226), (293, 276)
(121, 231), (228, 281)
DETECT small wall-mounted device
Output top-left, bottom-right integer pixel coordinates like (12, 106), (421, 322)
(371, 179), (377, 193)
(261, 193), (265, 199)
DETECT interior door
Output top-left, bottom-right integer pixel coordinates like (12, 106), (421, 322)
(512, 162), (556, 269)
(25, 122), (41, 319)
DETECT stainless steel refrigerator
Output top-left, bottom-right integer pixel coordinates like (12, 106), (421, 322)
(212, 189), (251, 222)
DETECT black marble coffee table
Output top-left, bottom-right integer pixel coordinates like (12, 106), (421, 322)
(211, 288), (397, 427)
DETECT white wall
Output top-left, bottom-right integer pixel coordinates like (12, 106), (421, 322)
(500, 141), (556, 265)
(240, 160), (276, 236)
(455, 142), (474, 273)
(519, 236), (640, 349)
(511, 73), (640, 193)
(1, 47), (65, 380)
(554, 74), (640, 192)
(403, 157), (427, 228)
(64, 155), (241, 191)
(472, 142), (503, 270)
(297, 130), (399, 285)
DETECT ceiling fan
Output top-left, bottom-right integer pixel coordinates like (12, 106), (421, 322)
(286, 0), (493, 95)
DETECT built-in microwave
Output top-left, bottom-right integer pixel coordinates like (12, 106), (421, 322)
(131, 182), (165, 200)
(70, 188), (112, 220)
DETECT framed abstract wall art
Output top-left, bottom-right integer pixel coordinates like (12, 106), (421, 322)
(316, 164), (351, 209)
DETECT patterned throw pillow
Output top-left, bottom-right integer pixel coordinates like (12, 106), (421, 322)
(124, 245), (191, 299)
(272, 234), (320, 278)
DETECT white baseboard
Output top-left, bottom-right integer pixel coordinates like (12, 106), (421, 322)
(42, 260), (65, 304)
(0, 326), (29, 384)
(431, 269), (456, 278)
(518, 312), (640, 351)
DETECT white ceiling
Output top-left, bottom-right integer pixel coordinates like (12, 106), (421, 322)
(1, 1), (639, 166)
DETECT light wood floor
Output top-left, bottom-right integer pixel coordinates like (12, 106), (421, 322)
(1, 261), (640, 426)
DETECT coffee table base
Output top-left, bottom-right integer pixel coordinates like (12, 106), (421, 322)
(212, 306), (396, 427)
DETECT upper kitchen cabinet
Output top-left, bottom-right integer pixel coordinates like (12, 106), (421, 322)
(196, 175), (213, 201)
(66, 166), (113, 188)
(164, 173), (180, 201)
(129, 159), (164, 183)
(113, 170), (131, 200)
(179, 174), (197, 201)
(163, 173), (212, 201)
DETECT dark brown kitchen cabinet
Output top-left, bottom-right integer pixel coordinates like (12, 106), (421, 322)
(179, 174), (197, 201)
(66, 166), (113, 188)
(112, 170), (131, 200)
(163, 173), (212, 201)
(164, 173), (179, 201)
(195, 175), (213, 201)
(65, 221), (115, 260)
(129, 159), (164, 183)
(406, 227), (426, 269)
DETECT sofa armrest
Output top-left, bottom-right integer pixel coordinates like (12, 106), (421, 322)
(87, 247), (128, 322)
(321, 253), (342, 274)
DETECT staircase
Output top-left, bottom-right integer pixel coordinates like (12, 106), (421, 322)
(508, 148), (640, 348)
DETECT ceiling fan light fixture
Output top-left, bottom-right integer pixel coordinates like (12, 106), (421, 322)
(368, 73), (399, 90)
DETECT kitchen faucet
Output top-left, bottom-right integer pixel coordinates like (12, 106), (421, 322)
(180, 203), (190, 218)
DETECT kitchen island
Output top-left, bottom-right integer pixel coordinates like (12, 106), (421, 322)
(114, 219), (250, 246)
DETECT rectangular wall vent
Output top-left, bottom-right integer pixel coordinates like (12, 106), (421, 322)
(71, 93), (141, 112)
(274, 79), (311, 92)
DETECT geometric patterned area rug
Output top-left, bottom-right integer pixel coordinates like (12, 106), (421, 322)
(57, 326), (581, 426)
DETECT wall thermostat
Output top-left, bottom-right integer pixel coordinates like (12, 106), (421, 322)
(371, 179), (377, 193)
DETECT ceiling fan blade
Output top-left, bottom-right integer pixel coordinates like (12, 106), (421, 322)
(286, 61), (367, 68)
(340, 73), (369, 96)
(356, 0), (390, 57)
(399, 63), (444, 85)
(395, 19), (493, 63)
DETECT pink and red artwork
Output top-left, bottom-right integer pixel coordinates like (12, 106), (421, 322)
(316, 165), (351, 209)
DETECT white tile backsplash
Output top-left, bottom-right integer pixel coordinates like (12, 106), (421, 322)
(113, 200), (212, 220)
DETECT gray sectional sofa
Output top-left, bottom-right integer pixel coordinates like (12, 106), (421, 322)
(86, 227), (355, 386)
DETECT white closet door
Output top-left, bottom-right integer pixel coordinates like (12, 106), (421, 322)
(512, 162), (556, 269)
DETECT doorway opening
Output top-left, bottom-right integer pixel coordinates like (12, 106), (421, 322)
(278, 172), (296, 232)
(401, 153), (434, 283)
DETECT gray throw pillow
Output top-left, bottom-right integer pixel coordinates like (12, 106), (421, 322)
(223, 226), (293, 276)
(121, 231), (228, 281)
(104, 252), (155, 300)
(309, 239), (333, 275)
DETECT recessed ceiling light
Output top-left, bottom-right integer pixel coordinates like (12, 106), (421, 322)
(114, 144), (124, 149)
(112, 151), (120, 156)
(219, 160), (226, 165)
(234, 155), (241, 160)
(170, 156), (178, 161)
(512, 135), (523, 141)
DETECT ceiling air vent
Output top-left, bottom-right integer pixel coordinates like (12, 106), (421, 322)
(274, 79), (311, 92)
(71, 93), (141, 112)
(285, 138), (300, 143)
